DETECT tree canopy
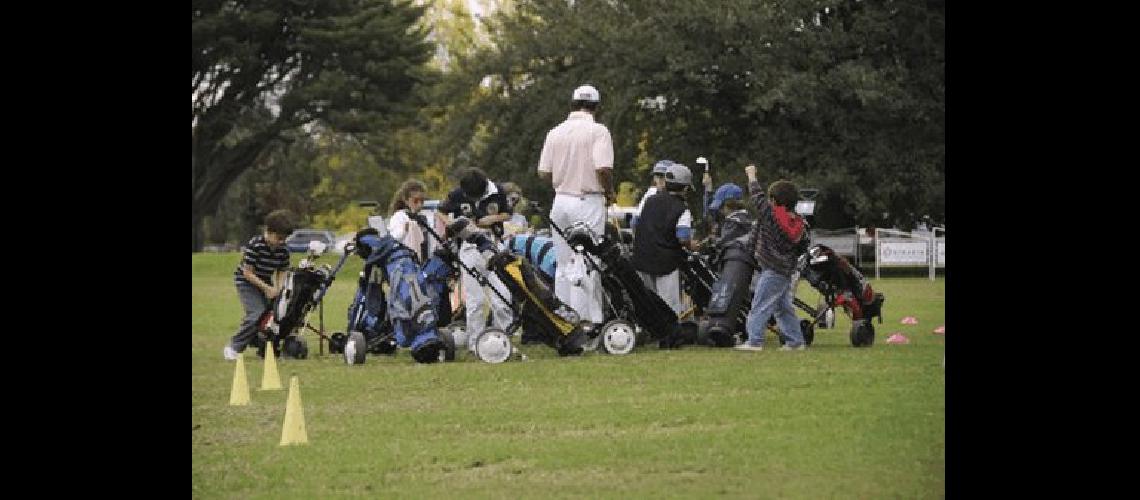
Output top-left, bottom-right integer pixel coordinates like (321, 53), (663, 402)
(192, 0), (945, 247)
(192, 0), (436, 250)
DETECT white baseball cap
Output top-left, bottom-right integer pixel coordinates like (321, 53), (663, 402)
(572, 85), (600, 103)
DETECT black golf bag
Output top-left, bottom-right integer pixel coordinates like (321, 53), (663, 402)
(486, 251), (587, 356)
(588, 236), (685, 348)
(797, 244), (885, 347)
(254, 267), (322, 359)
(703, 236), (758, 347)
(679, 250), (717, 319)
(254, 247), (354, 359)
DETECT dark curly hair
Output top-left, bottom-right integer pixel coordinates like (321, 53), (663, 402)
(459, 168), (488, 199)
(264, 209), (295, 236)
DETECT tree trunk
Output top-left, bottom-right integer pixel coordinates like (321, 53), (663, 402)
(192, 121), (287, 251)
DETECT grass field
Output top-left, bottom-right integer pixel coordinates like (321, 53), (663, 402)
(192, 252), (945, 499)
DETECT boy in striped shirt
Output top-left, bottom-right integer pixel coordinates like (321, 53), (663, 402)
(223, 210), (295, 360)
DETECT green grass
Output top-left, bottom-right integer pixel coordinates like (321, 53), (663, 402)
(193, 252), (945, 499)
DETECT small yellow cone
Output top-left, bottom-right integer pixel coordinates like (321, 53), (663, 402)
(228, 354), (250, 406)
(260, 342), (282, 391)
(279, 375), (308, 446)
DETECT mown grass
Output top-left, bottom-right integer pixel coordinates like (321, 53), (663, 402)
(192, 252), (944, 499)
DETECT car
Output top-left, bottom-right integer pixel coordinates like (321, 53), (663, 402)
(284, 229), (336, 253)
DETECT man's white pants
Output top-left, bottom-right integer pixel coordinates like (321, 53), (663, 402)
(458, 241), (513, 351)
(637, 269), (683, 315)
(550, 193), (606, 324)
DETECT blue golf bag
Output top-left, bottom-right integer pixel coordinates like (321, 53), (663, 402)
(328, 229), (452, 364)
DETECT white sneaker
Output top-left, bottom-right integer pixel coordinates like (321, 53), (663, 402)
(779, 344), (806, 351)
(734, 343), (764, 352)
(223, 345), (239, 361)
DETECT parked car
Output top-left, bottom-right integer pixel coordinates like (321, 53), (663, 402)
(284, 229), (336, 253)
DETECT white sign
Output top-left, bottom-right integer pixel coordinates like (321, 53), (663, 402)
(879, 240), (928, 265)
(813, 236), (857, 257)
(935, 239), (945, 267)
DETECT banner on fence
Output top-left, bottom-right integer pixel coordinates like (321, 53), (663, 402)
(879, 240), (929, 265)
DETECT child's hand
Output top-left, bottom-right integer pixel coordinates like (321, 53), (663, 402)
(265, 287), (280, 300)
(744, 164), (757, 178)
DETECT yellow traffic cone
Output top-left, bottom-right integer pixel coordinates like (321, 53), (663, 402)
(279, 375), (308, 446)
(260, 342), (282, 391)
(228, 354), (250, 406)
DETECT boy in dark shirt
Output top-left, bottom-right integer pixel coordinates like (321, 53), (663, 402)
(631, 162), (695, 314)
(438, 168), (515, 352)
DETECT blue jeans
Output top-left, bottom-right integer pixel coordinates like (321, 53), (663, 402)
(744, 269), (803, 347)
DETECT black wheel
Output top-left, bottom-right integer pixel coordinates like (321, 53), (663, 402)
(328, 332), (347, 354)
(850, 321), (875, 347)
(800, 319), (815, 346)
(283, 336), (308, 359)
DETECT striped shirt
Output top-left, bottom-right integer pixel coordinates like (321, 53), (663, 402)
(748, 180), (806, 276)
(233, 234), (291, 287)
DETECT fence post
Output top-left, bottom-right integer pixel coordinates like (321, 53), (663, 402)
(875, 227), (880, 280)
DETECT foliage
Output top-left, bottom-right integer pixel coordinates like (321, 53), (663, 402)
(434, 0), (944, 230)
(192, 0), (436, 249)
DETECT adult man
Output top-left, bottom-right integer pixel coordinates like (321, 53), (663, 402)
(537, 84), (614, 328)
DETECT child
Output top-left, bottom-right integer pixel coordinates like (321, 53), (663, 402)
(223, 209), (295, 360)
(631, 162), (695, 314)
(736, 164), (809, 351)
(386, 179), (431, 262)
(438, 167), (515, 352)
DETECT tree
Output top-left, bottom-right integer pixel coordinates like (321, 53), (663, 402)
(433, 0), (943, 229)
(192, 0), (435, 250)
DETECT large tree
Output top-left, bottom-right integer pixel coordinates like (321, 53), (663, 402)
(435, 0), (943, 230)
(192, 0), (435, 250)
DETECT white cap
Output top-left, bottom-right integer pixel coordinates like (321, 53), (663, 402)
(572, 85), (600, 103)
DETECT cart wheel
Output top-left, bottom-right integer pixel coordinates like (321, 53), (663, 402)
(439, 327), (457, 362)
(345, 331), (367, 364)
(850, 321), (875, 347)
(283, 336), (308, 359)
(474, 328), (512, 364)
(800, 320), (815, 347)
(600, 319), (636, 355)
(328, 332), (347, 354)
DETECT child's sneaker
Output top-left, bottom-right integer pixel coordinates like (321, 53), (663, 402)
(223, 345), (239, 361)
(779, 344), (806, 351)
(733, 342), (764, 352)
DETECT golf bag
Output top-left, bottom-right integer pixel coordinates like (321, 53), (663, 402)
(703, 234), (758, 347)
(504, 233), (557, 286)
(329, 229), (452, 364)
(254, 248), (353, 359)
(486, 250), (587, 356)
(588, 236), (685, 348)
(797, 244), (885, 347)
